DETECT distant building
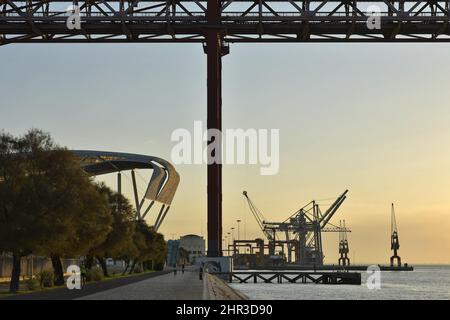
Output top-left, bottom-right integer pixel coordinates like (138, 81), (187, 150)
(166, 239), (180, 267)
(179, 234), (206, 263)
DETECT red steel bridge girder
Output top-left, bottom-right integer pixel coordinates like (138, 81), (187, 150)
(1, 1), (450, 43)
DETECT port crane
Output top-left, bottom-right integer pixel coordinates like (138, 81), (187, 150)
(390, 203), (401, 267)
(338, 220), (351, 266)
(243, 190), (350, 266)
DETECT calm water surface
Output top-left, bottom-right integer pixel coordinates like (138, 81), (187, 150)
(230, 265), (450, 300)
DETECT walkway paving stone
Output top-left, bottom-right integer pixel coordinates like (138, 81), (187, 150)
(79, 269), (204, 300)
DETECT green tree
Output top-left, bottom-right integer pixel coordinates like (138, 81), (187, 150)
(130, 221), (167, 274)
(0, 132), (31, 292)
(0, 129), (113, 291)
(118, 237), (139, 275)
(44, 180), (112, 285)
(88, 183), (136, 277)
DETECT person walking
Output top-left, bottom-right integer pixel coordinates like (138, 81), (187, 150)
(173, 265), (177, 276)
(181, 263), (185, 274)
(199, 263), (204, 280)
(80, 263), (87, 288)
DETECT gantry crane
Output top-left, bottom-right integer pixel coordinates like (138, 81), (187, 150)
(390, 203), (401, 267)
(243, 190), (350, 266)
(338, 220), (350, 266)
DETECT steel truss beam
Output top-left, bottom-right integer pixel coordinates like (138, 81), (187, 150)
(1, 1), (450, 44)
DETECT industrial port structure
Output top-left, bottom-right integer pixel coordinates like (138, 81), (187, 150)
(229, 195), (412, 271)
(0, 0), (442, 261)
(390, 203), (402, 267)
(230, 190), (350, 268)
(338, 220), (350, 266)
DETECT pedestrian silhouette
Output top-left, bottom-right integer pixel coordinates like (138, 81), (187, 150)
(80, 263), (87, 288)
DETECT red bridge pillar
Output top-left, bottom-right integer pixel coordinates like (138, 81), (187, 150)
(205, 0), (227, 257)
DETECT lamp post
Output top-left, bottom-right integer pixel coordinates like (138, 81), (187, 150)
(236, 219), (241, 241)
(231, 228), (235, 256)
(223, 236), (227, 256)
(227, 232), (231, 256)
(236, 220), (242, 255)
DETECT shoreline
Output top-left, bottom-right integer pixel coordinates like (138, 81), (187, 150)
(205, 273), (248, 300)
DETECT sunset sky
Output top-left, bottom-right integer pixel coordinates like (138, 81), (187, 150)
(1, 43), (449, 264)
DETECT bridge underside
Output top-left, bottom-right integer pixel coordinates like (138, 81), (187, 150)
(1, 1), (450, 44)
(2, 23), (450, 43)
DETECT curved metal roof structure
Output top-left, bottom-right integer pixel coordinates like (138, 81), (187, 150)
(72, 150), (180, 231)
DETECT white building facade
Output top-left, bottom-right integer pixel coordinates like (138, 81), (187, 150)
(179, 234), (206, 263)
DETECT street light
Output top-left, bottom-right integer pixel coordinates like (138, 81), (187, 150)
(236, 219), (241, 241)
(223, 236), (228, 256)
(231, 228), (235, 256)
(227, 232), (231, 256)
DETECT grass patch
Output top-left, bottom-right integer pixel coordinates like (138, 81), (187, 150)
(0, 269), (157, 297)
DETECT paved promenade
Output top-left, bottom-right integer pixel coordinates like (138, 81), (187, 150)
(1, 267), (245, 300)
(79, 269), (204, 300)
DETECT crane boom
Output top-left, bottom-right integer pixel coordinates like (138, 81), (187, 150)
(320, 190), (348, 229)
(243, 191), (274, 241)
(391, 203), (399, 235)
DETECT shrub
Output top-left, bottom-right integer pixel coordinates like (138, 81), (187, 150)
(153, 262), (164, 271)
(86, 267), (103, 282)
(26, 277), (39, 291)
(133, 264), (143, 274)
(37, 270), (54, 288)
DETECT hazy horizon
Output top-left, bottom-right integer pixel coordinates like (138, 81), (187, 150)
(1, 43), (450, 264)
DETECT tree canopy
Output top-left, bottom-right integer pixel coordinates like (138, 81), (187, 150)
(0, 129), (170, 292)
(0, 129), (113, 290)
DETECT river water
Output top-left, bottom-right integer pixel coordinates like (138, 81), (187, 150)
(229, 265), (450, 300)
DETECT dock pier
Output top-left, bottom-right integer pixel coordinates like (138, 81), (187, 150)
(235, 265), (414, 272)
(211, 271), (361, 285)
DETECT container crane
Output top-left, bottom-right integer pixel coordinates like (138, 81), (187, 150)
(243, 190), (350, 266)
